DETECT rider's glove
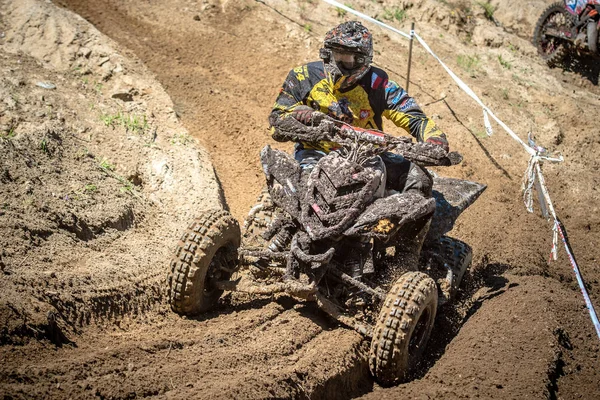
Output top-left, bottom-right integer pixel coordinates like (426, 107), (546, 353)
(426, 136), (449, 152)
(290, 106), (325, 125)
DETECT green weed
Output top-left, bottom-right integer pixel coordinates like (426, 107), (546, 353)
(457, 54), (480, 76)
(0, 127), (16, 140)
(170, 133), (192, 146)
(75, 148), (90, 160)
(473, 129), (488, 138)
(304, 23), (313, 33)
(40, 138), (49, 154)
(101, 113), (117, 127)
(498, 55), (512, 69)
(100, 111), (149, 134)
(84, 184), (98, 193)
(120, 182), (134, 193)
(23, 196), (34, 208)
(95, 157), (138, 196)
(98, 157), (115, 171)
(383, 7), (407, 23)
(476, 1), (496, 21)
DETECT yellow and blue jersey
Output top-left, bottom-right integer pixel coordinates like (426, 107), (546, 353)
(270, 61), (445, 153)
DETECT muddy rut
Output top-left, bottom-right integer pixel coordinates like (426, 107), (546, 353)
(2, 0), (600, 399)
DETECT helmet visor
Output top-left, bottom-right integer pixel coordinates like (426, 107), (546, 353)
(332, 50), (367, 71)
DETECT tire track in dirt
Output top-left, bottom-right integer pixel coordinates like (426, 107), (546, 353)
(1, 298), (371, 399)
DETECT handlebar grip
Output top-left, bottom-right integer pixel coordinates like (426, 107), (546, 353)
(447, 151), (463, 165)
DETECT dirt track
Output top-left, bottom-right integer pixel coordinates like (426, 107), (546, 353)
(2, 0), (600, 398)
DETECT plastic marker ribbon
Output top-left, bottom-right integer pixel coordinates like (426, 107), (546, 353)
(523, 136), (600, 340)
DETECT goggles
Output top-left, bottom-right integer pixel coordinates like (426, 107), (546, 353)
(332, 50), (368, 70)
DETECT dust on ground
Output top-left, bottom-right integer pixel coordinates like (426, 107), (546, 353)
(1, 0), (599, 399)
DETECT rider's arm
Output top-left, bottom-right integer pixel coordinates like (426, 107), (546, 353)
(269, 66), (320, 142)
(382, 80), (448, 148)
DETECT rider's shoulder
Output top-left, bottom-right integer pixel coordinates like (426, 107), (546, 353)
(286, 61), (327, 79)
(369, 65), (389, 79)
(287, 61), (325, 73)
(363, 66), (390, 90)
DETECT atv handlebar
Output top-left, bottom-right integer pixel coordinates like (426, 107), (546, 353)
(329, 120), (462, 167)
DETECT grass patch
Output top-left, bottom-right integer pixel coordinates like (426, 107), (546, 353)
(498, 55), (512, 69)
(0, 127), (16, 141)
(40, 138), (50, 154)
(84, 184), (98, 193)
(23, 195), (35, 208)
(476, 1), (496, 21)
(473, 129), (489, 138)
(96, 157), (140, 197)
(457, 54), (481, 76)
(101, 111), (149, 134)
(170, 132), (193, 146)
(120, 182), (134, 193)
(336, 3), (353, 17)
(98, 157), (116, 171)
(383, 7), (407, 23)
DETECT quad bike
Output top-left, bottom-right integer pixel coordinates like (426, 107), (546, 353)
(533, 0), (600, 67)
(167, 119), (485, 386)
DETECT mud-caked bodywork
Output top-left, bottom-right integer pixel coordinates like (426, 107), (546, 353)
(169, 121), (486, 386)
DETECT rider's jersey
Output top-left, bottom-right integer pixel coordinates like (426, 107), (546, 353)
(270, 61), (445, 153)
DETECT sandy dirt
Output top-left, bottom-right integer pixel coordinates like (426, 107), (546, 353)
(1, 0), (600, 398)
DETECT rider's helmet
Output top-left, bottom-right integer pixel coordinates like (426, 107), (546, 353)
(320, 21), (373, 87)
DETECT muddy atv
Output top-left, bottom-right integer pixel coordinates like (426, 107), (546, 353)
(167, 120), (485, 386)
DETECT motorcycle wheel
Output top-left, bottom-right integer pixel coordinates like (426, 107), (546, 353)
(588, 21), (598, 54)
(168, 209), (240, 315)
(369, 271), (438, 386)
(242, 187), (275, 248)
(533, 2), (574, 67)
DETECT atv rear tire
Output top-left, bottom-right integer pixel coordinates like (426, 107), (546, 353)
(533, 2), (573, 68)
(168, 210), (240, 316)
(242, 187), (275, 248)
(439, 236), (472, 297)
(369, 271), (438, 386)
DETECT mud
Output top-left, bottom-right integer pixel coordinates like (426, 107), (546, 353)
(1, 0), (600, 399)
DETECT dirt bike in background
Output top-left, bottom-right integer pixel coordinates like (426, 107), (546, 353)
(534, 1), (600, 67)
(167, 118), (485, 386)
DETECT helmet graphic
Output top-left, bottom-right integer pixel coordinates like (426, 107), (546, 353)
(320, 21), (373, 87)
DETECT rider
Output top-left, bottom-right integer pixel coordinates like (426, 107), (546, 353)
(269, 20), (448, 197)
(268, 21), (449, 268)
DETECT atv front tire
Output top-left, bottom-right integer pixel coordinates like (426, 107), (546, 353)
(369, 271), (438, 386)
(168, 210), (240, 315)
